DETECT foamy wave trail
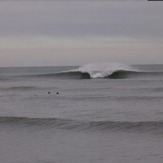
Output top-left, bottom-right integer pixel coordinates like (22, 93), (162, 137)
(0, 116), (163, 134)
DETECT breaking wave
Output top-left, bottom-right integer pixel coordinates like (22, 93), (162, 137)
(56, 63), (163, 79)
(75, 62), (138, 78)
(0, 116), (163, 134)
(1, 63), (163, 80)
(35, 63), (141, 79)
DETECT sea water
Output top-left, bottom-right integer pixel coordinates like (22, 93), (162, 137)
(0, 63), (163, 163)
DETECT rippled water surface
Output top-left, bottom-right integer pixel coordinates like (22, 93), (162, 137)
(0, 64), (163, 163)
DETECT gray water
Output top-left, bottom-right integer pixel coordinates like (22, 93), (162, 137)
(0, 64), (163, 163)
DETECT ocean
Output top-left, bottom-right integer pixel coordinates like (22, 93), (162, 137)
(0, 63), (163, 163)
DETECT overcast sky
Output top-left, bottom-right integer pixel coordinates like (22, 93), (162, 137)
(0, 1), (163, 67)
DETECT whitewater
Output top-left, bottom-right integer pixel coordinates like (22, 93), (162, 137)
(0, 63), (163, 163)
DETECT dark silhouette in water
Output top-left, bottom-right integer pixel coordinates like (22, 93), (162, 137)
(48, 91), (59, 95)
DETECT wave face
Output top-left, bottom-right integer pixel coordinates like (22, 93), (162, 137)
(0, 116), (163, 134)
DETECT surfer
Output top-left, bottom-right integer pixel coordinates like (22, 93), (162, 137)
(48, 91), (51, 94)
(56, 92), (59, 95)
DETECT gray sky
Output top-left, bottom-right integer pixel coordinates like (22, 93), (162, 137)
(0, 1), (163, 66)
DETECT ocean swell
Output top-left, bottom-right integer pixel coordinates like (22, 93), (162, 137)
(0, 116), (163, 134)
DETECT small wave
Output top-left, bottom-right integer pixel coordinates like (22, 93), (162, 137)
(0, 86), (41, 91)
(0, 116), (163, 133)
(38, 71), (91, 79)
